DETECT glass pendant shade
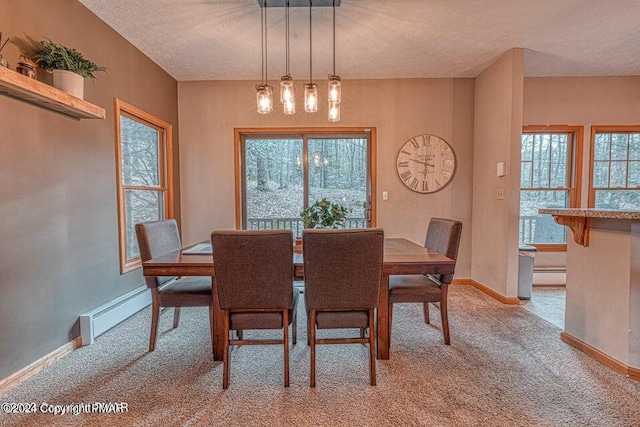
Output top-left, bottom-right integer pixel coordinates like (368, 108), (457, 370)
(304, 83), (318, 113)
(328, 75), (341, 104)
(328, 100), (340, 122)
(283, 97), (296, 114)
(280, 76), (294, 104)
(256, 84), (273, 114)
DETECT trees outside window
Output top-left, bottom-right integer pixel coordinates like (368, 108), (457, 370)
(236, 129), (375, 237)
(519, 126), (583, 250)
(590, 126), (640, 210)
(115, 99), (173, 273)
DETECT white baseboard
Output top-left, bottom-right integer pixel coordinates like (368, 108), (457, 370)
(80, 285), (150, 345)
(533, 271), (566, 286)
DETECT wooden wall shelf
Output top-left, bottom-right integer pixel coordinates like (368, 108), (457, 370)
(0, 66), (105, 119)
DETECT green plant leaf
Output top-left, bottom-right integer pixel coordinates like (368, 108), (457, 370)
(300, 198), (352, 229)
(30, 38), (106, 79)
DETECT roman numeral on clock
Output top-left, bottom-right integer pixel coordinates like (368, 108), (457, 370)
(410, 178), (419, 189)
(400, 170), (412, 181)
(397, 161), (409, 168)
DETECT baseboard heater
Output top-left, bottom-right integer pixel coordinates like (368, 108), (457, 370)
(79, 285), (150, 345)
(534, 267), (566, 273)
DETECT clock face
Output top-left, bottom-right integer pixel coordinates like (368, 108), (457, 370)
(396, 134), (456, 194)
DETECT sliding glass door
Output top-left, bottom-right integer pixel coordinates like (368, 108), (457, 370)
(239, 130), (373, 237)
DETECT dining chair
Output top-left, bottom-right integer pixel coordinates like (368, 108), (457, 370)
(211, 230), (299, 389)
(303, 228), (384, 387)
(135, 219), (213, 352)
(388, 217), (462, 345)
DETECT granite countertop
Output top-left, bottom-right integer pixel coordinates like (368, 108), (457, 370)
(538, 208), (640, 219)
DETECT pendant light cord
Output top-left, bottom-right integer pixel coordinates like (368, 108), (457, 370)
(309, 0), (313, 84)
(286, 0), (290, 76)
(260, 2), (265, 85)
(332, 0), (336, 76)
(265, 0), (268, 84)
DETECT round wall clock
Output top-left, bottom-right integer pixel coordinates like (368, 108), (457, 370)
(396, 134), (456, 194)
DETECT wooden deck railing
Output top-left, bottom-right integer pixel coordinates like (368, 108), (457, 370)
(247, 217), (366, 237)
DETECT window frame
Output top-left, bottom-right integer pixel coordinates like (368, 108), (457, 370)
(234, 127), (377, 230)
(588, 125), (640, 209)
(115, 98), (174, 273)
(521, 125), (584, 252)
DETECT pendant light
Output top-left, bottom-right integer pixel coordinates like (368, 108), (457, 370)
(280, 1), (295, 114)
(304, 1), (318, 113)
(256, 1), (273, 114)
(327, 0), (341, 122)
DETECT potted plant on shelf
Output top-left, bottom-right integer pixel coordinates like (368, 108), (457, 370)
(30, 39), (106, 99)
(12, 36), (106, 98)
(300, 198), (351, 230)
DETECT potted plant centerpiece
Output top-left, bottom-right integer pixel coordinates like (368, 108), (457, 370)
(300, 197), (351, 235)
(31, 39), (106, 99)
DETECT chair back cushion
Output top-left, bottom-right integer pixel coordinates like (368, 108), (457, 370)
(212, 230), (293, 310)
(303, 228), (384, 310)
(424, 218), (463, 284)
(135, 219), (181, 288)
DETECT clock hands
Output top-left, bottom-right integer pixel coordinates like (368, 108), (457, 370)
(408, 157), (435, 178)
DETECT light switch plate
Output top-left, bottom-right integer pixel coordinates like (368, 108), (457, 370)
(497, 188), (505, 200)
(382, 191), (389, 201)
(497, 162), (506, 177)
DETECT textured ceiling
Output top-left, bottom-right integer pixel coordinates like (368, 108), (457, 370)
(79, 0), (640, 81)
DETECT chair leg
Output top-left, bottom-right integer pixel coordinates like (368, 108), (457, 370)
(368, 308), (377, 386)
(236, 330), (243, 340)
(283, 309), (290, 387)
(441, 285), (450, 345)
(173, 307), (181, 328)
(360, 328), (366, 339)
(223, 311), (230, 389)
(310, 310), (316, 387)
(149, 291), (160, 352)
(292, 309), (297, 346)
(423, 302), (430, 324)
(388, 302), (393, 346)
(209, 304), (215, 355)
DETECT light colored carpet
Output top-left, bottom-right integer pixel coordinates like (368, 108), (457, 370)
(1, 285), (639, 426)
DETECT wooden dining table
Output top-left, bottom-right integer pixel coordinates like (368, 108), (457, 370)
(141, 237), (455, 360)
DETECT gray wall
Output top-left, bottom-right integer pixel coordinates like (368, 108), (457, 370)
(0, 0), (179, 379)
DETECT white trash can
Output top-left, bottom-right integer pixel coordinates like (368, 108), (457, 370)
(518, 244), (537, 299)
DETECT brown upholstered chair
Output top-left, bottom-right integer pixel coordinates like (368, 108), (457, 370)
(389, 218), (462, 345)
(135, 219), (213, 352)
(211, 230), (299, 389)
(303, 228), (384, 387)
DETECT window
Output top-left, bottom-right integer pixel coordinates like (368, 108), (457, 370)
(115, 99), (173, 273)
(590, 126), (640, 209)
(235, 128), (376, 236)
(519, 126), (583, 250)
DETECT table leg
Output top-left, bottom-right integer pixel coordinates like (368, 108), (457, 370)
(212, 276), (225, 361)
(377, 273), (390, 360)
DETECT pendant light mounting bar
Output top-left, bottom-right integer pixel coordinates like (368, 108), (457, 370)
(257, 0), (339, 7)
